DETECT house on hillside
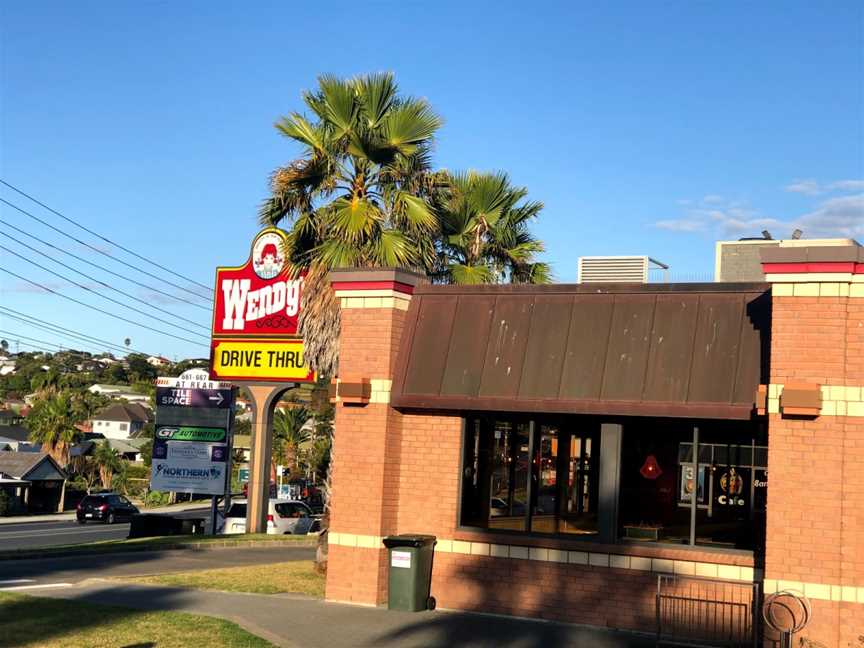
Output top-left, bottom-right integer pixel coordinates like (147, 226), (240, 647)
(72, 438), (143, 463)
(0, 410), (24, 427)
(91, 403), (151, 440)
(146, 356), (171, 367)
(0, 425), (36, 452)
(0, 356), (16, 376)
(88, 384), (150, 404)
(0, 452), (66, 513)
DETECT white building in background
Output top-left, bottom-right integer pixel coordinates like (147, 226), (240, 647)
(91, 403), (151, 440)
(146, 356), (172, 367)
(88, 384), (150, 404)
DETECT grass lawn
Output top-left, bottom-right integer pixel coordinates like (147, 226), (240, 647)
(0, 592), (274, 648)
(0, 533), (316, 561)
(125, 560), (325, 598)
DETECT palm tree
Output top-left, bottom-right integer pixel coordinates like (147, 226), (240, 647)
(93, 441), (121, 490)
(434, 171), (552, 284)
(272, 406), (312, 478)
(27, 391), (80, 466)
(261, 72), (444, 377)
(30, 369), (63, 396)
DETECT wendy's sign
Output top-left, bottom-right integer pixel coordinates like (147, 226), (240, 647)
(212, 228), (304, 337)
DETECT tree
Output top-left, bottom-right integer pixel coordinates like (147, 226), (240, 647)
(126, 354), (157, 384)
(434, 171), (552, 284)
(272, 406), (311, 478)
(0, 339), (8, 353)
(261, 72), (444, 377)
(93, 441), (121, 490)
(30, 369), (63, 396)
(27, 391), (81, 466)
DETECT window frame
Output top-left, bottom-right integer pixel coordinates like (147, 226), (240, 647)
(456, 415), (761, 558)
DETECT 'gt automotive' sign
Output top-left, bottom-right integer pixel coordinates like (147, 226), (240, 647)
(211, 228), (303, 337)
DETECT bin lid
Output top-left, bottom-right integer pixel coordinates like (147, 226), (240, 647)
(382, 534), (437, 548)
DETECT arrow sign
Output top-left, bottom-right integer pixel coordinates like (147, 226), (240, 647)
(156, 387), (234, 409)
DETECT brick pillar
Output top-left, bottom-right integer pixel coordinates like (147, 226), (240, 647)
(324, 268), (424, 605)
(761, 246), (864, 645)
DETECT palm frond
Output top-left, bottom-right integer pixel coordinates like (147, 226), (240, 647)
(317, 75), (357, 137)
(275, 113), (325, 152)
(355, 72), (396, 128)
(449, 263), (494, 284)
(382, 99), (443, 155)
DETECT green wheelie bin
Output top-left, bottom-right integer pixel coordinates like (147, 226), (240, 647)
(382, 534), (437, 611)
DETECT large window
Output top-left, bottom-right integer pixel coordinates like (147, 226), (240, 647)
(460, 415), (765, 553)
(460, 417), (599, 536)
(617, 420), (766, 551)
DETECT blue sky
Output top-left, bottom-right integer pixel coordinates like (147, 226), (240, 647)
(1, 1), (862, 360)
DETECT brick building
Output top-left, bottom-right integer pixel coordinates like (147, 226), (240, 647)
(324, 244), (864, 647)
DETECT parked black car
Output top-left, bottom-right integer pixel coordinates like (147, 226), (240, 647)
(76, 493), (139, 524)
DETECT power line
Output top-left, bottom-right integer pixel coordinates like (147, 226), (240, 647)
(0, 179), (215, 295)
(0, 230), (211, 332)
(0, 329), (72, 352)
(0, 243), (211, 341)
(0, 266), (210, 349)
(0, 196), (213, 301)
(5, 340), (59, 354)
(0, 306), (150, 355)
(0, 214), (211, 312)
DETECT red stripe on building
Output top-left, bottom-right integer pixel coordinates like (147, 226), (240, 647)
(761, 261), (861, 274)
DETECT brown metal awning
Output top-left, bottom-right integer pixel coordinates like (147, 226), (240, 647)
(390, 283), (770, 420)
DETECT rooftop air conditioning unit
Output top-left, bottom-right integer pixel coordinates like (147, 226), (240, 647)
(578, 256), (668, 283)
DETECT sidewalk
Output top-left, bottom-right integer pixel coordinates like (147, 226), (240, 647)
(0, 501), (210, 525)
(35, 580), (655, 648)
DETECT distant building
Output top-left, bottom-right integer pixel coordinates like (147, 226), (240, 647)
(0, 451), (66, 513)
(0, 356), (16, 376)
(0, 425), (36, 452)
(91, 403), (151, 440)
(715, 237), (860, 282)
(88, 384), (150, 404)
(146, 356), (172, 367)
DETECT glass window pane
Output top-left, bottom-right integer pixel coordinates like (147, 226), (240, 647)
(618, 424), (693, 545)
(559, 433), (599, 535)
(488, 421), (529, 531)
(531, 425), (559, 533)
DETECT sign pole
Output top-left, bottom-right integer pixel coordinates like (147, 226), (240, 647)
(210, 496), (219, 535)
(208, 228), (316, 535)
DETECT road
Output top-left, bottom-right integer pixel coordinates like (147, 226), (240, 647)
(0, 508), (212, 551)
(0, 544), (315, 592)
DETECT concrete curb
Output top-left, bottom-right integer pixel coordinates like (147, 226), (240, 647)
(0, 502), (210, 525)
(0, 537), (317, 561)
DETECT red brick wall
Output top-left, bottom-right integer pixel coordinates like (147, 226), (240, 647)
(326, 304), (409, 603)
(766, 294), (864, 647)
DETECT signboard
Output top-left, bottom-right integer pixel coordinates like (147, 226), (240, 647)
(150, 369), (236, 497)
(156, 387), (233, 409)
(156, 426), (227, 442)
(209, 228), (314, 384)
(156, 369), (232, 391)
(210, 339), (313, 382)
(212, 228), (304, 338)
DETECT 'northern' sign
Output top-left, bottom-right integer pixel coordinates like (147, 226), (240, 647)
(210, 339), (314, 382)
(212, 228), (304, 338)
